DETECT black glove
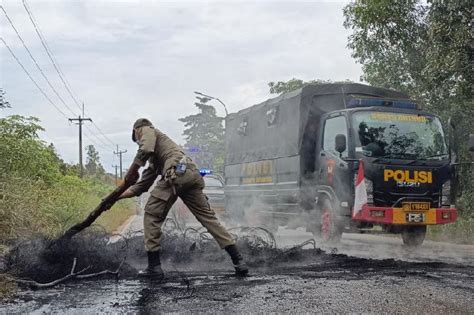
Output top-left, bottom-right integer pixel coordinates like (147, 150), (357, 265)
(124, 163), (140, 184)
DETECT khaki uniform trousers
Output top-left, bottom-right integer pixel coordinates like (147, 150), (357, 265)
(143, 168), (235, 252)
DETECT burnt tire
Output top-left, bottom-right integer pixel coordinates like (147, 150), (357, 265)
(401, 226), (426, 247)
(319, 198), (343, 244)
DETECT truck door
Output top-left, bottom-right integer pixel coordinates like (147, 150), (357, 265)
(318, 114), (352, 210)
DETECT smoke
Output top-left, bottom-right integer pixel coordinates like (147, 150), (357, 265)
(4, 217), (331, 284)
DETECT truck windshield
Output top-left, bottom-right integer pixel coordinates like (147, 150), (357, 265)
(352, 111), (448, 160)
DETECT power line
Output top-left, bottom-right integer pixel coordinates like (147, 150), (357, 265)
(22, 0), (83, 113)
(90, 121), (117, 147)
(84, 124), (116, 151)
(4, 3), (119, 169)
(1, 5), (78, 117)
(83, 130), (112, 152)
(22, 1), (118, 149)
(81, 127), (119, 172)
(1, 37), (116, 169)
(0, 37), (69, 119)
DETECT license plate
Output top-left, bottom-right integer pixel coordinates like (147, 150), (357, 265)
(402, 202), (430, 211)
(406, 213), (425, 223)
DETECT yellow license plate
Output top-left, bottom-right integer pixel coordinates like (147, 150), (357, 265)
(402, 202), (430, 211)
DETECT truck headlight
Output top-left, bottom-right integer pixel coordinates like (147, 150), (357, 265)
(441, 180), (451, 206)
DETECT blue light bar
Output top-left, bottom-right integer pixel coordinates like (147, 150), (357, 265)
(347, 98), (417, 110)
(199, 168), (212, 176)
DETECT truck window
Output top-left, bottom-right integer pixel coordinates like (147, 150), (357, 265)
(352, 111), (448, 159)
(323, 115), (348, 157)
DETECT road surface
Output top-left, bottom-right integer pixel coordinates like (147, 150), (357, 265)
(1, 214), (473, 314)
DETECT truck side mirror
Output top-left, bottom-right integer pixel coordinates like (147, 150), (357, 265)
(335, 134), (346, 154)
(469, 134), (474, 152)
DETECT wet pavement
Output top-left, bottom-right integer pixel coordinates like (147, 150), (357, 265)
(1, 215), (473, 314)
(2, 254), (473, 314)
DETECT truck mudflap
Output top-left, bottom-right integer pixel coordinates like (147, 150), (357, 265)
(352, 205), (457, 225)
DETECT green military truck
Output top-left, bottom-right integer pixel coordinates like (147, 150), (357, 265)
(224, 83), (473, 246)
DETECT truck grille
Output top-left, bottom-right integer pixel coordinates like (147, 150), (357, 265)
(373, 190), (440, 208)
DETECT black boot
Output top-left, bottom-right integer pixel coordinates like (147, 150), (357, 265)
(138, 251), (164, 278)
(225, 244), (249, 276)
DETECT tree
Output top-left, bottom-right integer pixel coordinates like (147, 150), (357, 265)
(343, 0), (473, 213)
(343, 0), (472, 125)
(268, 78), (353, 95)
(85, 145), (105, 176)
(179, 103), (224, 172)
(0, 88), (11, 109)
(0, 115), (61, 183)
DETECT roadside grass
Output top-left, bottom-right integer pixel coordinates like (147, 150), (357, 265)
(0, 177), (136, 241)
(97, 199), (136, 233)
(0, 177), (136, 300)
(427, 216), (474, 245)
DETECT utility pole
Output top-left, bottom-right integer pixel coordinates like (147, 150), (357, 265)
(114, 145), (127, 179)
(112, 164), (119, 185)
(69, 115), (92, 178)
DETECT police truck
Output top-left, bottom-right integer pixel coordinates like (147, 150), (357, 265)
(224, 83), (473, 246)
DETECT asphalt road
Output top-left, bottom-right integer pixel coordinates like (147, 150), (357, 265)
(2, 215), (473, 314)
(276, 227), (474, 266)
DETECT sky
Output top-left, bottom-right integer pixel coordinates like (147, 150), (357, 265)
(0, 0), (362, 173)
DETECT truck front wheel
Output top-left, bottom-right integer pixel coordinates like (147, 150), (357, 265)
(401, 226), (426, 247)
(320, 199), (343, 243)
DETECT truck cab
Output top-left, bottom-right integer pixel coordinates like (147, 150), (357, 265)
(316, 99), (455, 245)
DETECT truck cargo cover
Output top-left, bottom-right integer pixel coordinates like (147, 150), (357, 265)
(225, 83), (409, 165)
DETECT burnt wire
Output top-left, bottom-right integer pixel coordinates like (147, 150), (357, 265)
(5, 216), (324, 284)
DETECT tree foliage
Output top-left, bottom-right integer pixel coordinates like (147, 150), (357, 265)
(85, 144), (105, 176)
(0, 115), (134, 241)
(0, 115), (61, 184)
(0, 88), (11, 109)
(343, 0), (473, 213)
(343, 0), (472, 129)
(179, 103), (224, 172)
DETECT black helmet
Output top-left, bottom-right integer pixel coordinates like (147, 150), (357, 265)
(132, 118), (153, 141)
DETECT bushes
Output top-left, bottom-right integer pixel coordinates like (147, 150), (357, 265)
(428, 216), (474, 245)
(0, 115), (135, 243)
(0, 116), (62, 184)
(0, 169), (135, 243)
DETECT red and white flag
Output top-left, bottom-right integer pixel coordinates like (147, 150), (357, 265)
(353, 160), (368, 217)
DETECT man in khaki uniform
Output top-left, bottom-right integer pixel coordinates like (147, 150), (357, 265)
(118, 118), (248, 277)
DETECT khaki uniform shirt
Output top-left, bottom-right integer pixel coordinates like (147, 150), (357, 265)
(130, 126), (194, 196)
